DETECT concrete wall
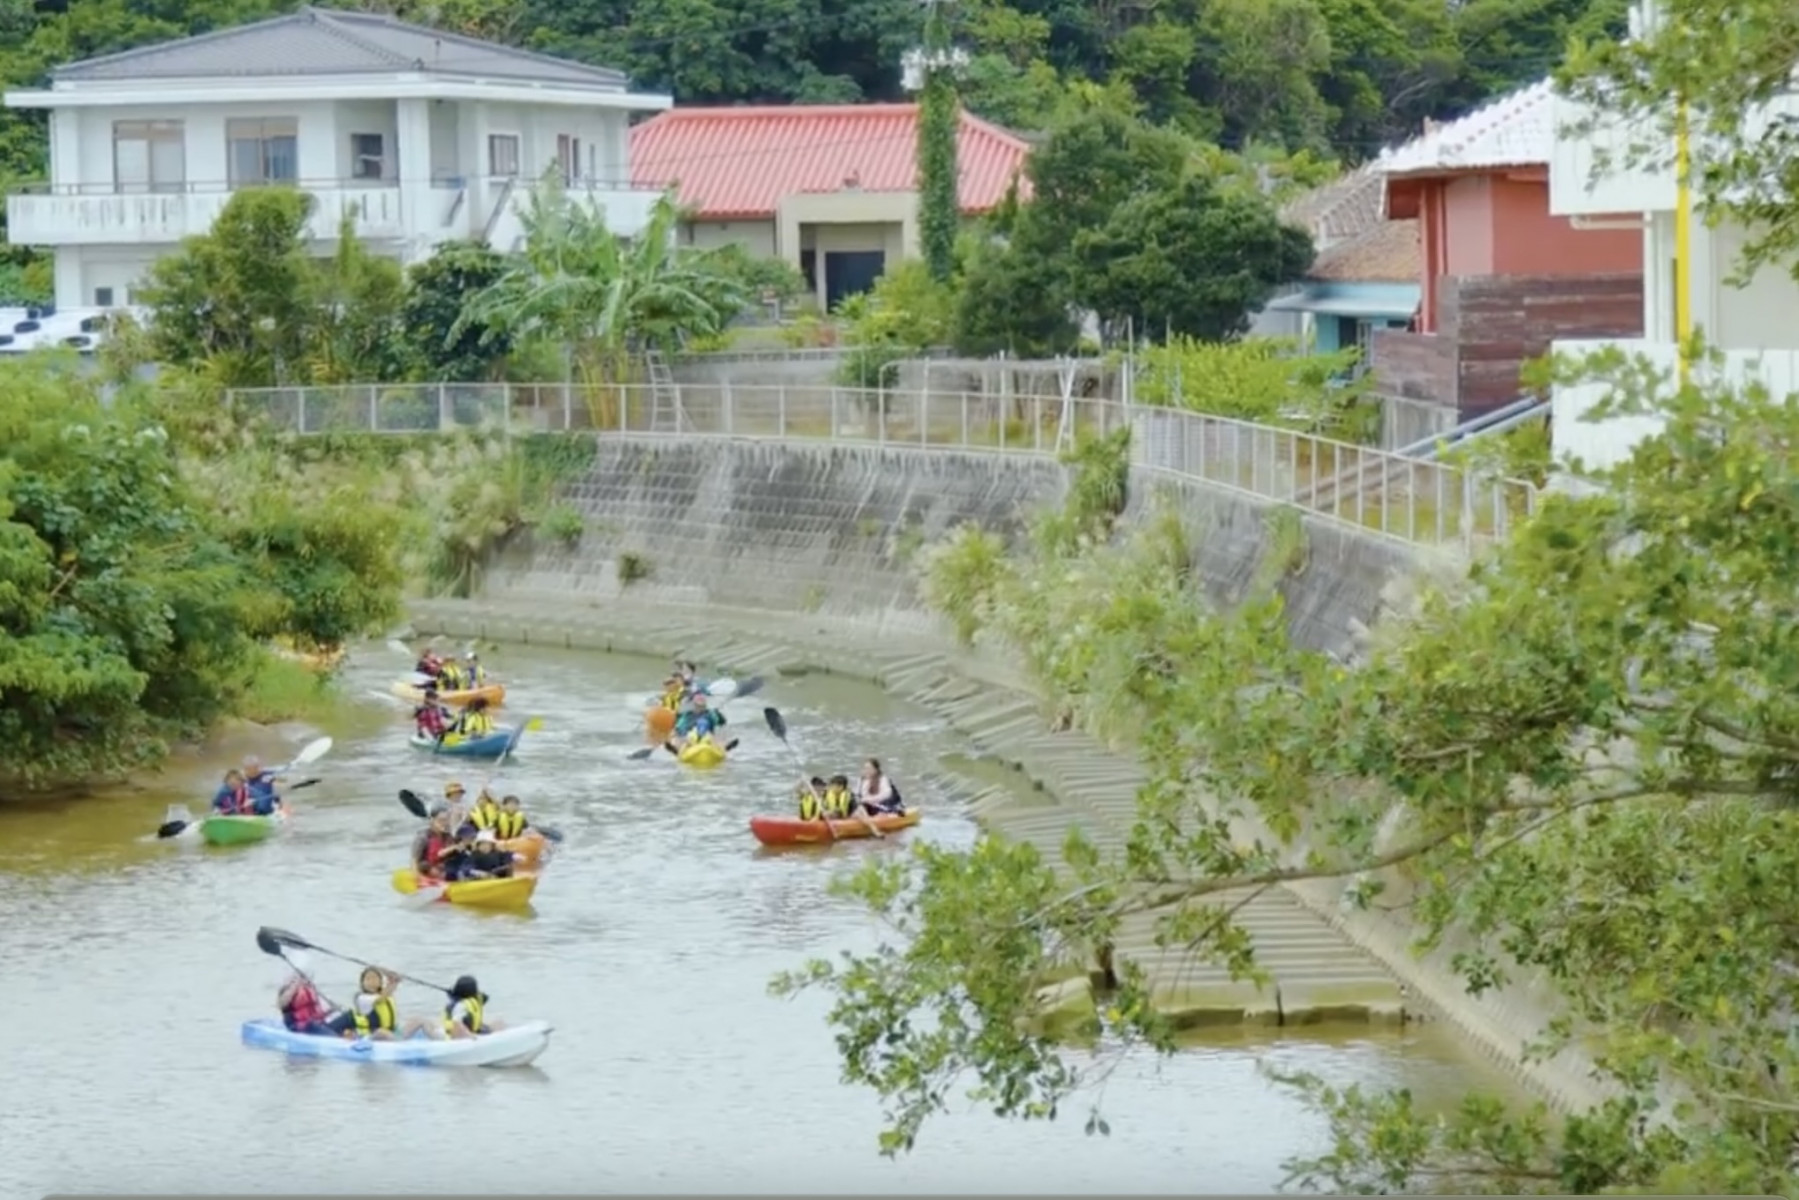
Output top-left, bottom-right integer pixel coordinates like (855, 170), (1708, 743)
(463, 432), (1603, 1110)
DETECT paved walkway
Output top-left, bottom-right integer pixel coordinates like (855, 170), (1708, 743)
(407, 593), (1406, 1026)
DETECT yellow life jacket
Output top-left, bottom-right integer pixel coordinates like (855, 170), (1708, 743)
(444, 995), (485, 1035)
(661, 688), (683, 710)
(798, 789), (822, 821)
(461, 711), (494, 736)
(824, 786), (853, 817)
(351, 995), (397, 1036)
(472, 801), (501, 831)
(494, 810), (527, 839)
(439, 663), (464, 690)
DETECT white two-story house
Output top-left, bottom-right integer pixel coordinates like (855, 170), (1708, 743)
(1548, 0), (1799, 471)
(5, 6), (672, 313)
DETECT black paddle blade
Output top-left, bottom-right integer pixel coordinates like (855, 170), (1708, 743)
(398, 789), (429, 819)
(763, 707), (788, 740)
(155, 820), (188, 839)
(724, 738), (740, 752)
(287, 777), (321, 791)
(733, 676), (766, 701)
(626, 746), (657, 761)
(537, 825), (566, 844)
(255, 926), (302, 956)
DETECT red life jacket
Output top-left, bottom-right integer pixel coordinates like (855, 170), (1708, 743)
(420, 832), (451, 878)
(284, 981), (326, 1029)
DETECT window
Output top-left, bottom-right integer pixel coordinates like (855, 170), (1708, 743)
(350, 132), (385, 181)
(488, 133), (520, 177)
(94, 286), (114, 307)
(556, 134), (580, 184)
(226, 118), (298, 187)
(112, 120), (185, 193)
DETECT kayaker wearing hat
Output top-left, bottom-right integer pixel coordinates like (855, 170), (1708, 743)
(442, 974), (504, 1040)
(413, 685), (451, 742)
(462, 829), (516, 880)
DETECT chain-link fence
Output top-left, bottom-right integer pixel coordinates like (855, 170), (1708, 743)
(227, 382), (1536, 548)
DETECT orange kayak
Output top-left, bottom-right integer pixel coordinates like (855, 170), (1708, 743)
(645, 707), (675, 739)
(500, 831), (548, 867)
(749, 809), (921, 846)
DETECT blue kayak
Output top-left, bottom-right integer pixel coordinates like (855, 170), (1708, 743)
(240, 1017), (552, 1067)
(409, 729), (517, 758)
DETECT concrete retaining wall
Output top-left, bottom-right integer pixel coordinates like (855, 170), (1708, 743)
(463, 434), (1603, 1112)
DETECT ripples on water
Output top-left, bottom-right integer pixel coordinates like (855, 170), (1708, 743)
(0, 643), (1504, 1195)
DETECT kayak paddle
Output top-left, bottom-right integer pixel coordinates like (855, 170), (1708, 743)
(398, 788), (563, 843)
(763, 707), (882, 840)
(256, 927), (455, 995)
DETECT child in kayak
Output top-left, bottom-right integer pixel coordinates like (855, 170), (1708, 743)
(494, 795), (531, 839)
(212, 768), (252, 814)
(441, 975), (506, 1040)
(824, 774), (855, 818)
(796, 775), (829, 820)
(348, 967), (402, 1040)
(461, 830), (516, 879)
(447, 696), (496, 741)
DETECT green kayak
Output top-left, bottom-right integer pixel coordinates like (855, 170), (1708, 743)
(199, 814), (281, 847)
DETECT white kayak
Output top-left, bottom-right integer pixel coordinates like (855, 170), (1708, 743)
(239, 1017), (552, 1068)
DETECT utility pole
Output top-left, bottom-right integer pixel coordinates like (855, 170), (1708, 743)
(904, 0), (965, 283)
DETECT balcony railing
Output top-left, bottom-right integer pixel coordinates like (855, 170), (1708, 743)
(7, 179), (406, 245)
(223, 381), (1538, 551)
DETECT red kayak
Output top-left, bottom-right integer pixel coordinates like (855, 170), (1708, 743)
(748, 809), (922, 846)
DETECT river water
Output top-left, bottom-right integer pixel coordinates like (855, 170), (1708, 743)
(0, 643), (1513, 1196)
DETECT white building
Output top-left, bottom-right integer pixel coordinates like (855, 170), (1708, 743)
(5, 6), (672, 313)
(1548, 1), (1799, 471)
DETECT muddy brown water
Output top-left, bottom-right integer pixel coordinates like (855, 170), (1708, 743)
(0, 642), (1516, 1194)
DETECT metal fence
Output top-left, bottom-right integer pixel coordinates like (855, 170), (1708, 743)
(225, 381), (1536, 549)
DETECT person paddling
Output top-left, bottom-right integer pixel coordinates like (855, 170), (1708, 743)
(414, 685), (451, 741)
(856, 758), (904, 817)
(242, 755), (284, 816)
(672, 692), (725, 744)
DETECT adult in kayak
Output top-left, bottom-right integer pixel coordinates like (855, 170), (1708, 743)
(447, 696), (496, 741)
(414, 645), (445, 680)
(412, 805), (471, 882)
(212, 768), (253, 815)
(442, 975), (505, 1040)
(672, 692), (726, 744)
(414, 685), (452, 741)
(243, 756), (285, 816)
(462, 830), (516, 879)
(855, 759), (905, 817)
(277, 965), (355, 1037)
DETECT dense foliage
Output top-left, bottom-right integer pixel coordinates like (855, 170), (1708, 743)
(0, 357), (400, 789)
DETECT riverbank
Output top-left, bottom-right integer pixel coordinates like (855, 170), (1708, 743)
(404, 592), (1605, 1114)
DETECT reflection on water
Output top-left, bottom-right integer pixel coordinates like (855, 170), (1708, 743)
(0, 641), (1515, 1195)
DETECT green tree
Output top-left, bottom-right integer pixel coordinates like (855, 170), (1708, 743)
(835, 258), (957, 388)
(137, 187), (316, 388)
(779, 351), (1799, 1190)
(306, 214), (407, 384)
(916, 13), (961, 283)
(1071, 174), (1315, 342)
(0, 357), (263, 788)
(400, 241), (514, 382)
(459, 177), (751, 391)
(950, 235), (1078, 356)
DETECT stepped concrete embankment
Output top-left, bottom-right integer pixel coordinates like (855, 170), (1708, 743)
(433, 436), (1604, 1110)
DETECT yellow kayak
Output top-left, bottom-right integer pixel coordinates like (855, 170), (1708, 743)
(391, 680), (506, 709)
(390, 869), (538, 909)
(272, 640), (346, 672)
(677, 738), (727, 769)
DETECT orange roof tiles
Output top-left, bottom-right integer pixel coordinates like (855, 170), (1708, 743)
(629, 104), (1033, 220)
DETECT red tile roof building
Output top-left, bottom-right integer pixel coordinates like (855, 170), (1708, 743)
(629, 103), (1032, 219)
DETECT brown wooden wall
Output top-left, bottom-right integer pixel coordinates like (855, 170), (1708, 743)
(1371, 272), (1644, 420)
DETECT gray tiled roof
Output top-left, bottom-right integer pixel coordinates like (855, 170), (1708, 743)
(52, 7), (630, 89)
